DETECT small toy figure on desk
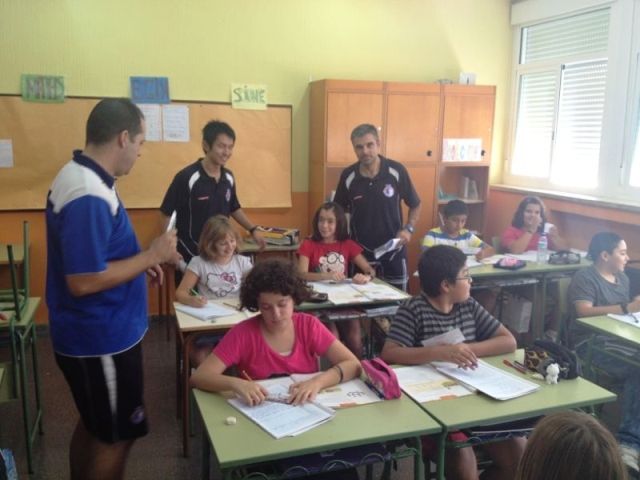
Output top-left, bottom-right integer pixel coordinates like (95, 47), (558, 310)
(531, 360), (560, 384)
(545, 363), (560, 385)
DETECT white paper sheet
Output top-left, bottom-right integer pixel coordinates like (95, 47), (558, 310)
(421, 328), (465, 347)
(290, 374), (383, 408)
(374, 238), (403, 259)
(228, 380), (335, 439)
(607, 313), (640, 328)
(173, 301), (236, 321)
(137, 104), (162, 141)
(0, 139), (14, 168)
(396, 364), (473, 403)
(162, 104), (190, 142)
(433, 359), (540, 401)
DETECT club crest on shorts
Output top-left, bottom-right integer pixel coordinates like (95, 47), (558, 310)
(130, 406), (146, 424)
(383, 184), (395, 198)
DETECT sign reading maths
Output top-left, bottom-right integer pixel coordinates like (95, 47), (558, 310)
(231, 83), (268, 110)
(21, 74), (65, 103)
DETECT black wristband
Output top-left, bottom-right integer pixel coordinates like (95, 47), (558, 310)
(249, 225), (259, 234)
(621, 303), (630, 314)
(332, 364), (344, 383)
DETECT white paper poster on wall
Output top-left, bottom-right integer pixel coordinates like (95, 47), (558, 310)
(162, 104), (190, 142)
(442, 138), (482, 162)
(137, 104), (162, 142)
(0, 139), (14, 168)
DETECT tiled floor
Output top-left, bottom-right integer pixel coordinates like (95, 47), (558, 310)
(0, 317), (205, 479)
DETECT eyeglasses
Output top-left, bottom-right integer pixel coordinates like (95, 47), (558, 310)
(456, 274), (473, 283)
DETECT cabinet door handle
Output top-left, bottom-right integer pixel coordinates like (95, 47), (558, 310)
(481, 150), (486, 156)
(426, 150), (432, 157)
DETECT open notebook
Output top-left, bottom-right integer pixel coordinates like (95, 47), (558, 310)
(228, 378), (335, 439)
(433, 359), (540, 401)
(309, 281), (408, 306)
(395, 364), (474, 403)
(173, 302), (237, 321)
(608, 312), (640, 328)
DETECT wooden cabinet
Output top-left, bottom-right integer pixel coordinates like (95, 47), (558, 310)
(437, 85), (495, 235)
(309, 79), (495, 286)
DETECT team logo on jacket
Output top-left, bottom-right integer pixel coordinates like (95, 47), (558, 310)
(225, 188), (231, 202)
(383, 184), (395, 198)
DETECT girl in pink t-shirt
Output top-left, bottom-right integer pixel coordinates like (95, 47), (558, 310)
(190, 258), (360, 406)
(298, 202), (376, 358)
(501, 196), (568, 254)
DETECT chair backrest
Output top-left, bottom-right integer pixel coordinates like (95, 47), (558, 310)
(22, 221), (30, 300)
(6, 244), (22, 322)
(3, 221), (30, 322)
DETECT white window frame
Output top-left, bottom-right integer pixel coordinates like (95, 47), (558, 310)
(505, 0), (640, 206)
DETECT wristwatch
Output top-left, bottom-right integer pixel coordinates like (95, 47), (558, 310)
(403, 224), (415, 234)
(621, 302), (630, 314)
(249, 225), (260, 234)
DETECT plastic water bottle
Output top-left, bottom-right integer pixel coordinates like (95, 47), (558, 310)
(537, 233), (548, 264)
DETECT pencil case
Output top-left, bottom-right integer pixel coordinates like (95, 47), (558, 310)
(361, 357), (401, 400)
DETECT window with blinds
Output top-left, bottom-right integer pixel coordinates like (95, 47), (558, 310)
(510, 8), (610, 188)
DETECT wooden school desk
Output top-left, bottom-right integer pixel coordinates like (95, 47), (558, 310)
(469, 258), (588, 339)
(576, 315), (640, 370)
(416, 349), (616, 480)
(194, 389), (440, 480)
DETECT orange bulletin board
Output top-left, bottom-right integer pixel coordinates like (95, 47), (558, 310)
(0, 95), (292, 210)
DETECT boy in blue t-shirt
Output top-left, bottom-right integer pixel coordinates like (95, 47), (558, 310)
(422, 199), (494, 260)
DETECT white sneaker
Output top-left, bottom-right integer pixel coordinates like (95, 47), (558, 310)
(620, 444), (639, 473)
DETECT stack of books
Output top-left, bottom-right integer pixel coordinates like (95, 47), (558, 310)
(261, 227), (300, 246)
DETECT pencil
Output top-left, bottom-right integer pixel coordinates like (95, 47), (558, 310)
(241, 370), (253, 382)
(189, 288), (199, 296)
(223, 301), (241, 311)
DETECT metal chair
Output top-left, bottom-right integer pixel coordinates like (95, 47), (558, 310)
(0, 221), (29, 312)
(0, 232), (43, 474)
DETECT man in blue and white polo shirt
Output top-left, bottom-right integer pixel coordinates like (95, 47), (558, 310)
(46, 98), (180, 480)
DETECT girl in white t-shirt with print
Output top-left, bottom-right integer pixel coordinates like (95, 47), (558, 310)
(176, 215), (252, 364)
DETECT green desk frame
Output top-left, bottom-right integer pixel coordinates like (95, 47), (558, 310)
(577, 315), (640, 371)
(416, 350), (616, 480)
(469, 260), (587, 339)
(176, 279), (409, 457)
(194, 389), (440, 480)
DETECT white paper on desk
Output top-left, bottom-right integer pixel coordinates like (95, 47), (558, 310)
(173, 302), (236, 321)
(290, 374), (383, 408)
(607, 313), (640, 328)
(480, 254), (506, 265)
(421, 328), (465, 347)
(507, 251), (539, 263)
(228, 382), (334, 439)
(374, 238), (403, 260)
(395, 364), (473, 403)
(466, 258), (482, 269)
(308, 281), (369, 305)
(433, 359), (539, 401)
(351, 282), (409, 301)
(462, 247), (481, 256)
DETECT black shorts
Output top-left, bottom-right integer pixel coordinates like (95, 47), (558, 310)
(55, 342), (149, 443)
(362, 247), (408, 291)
